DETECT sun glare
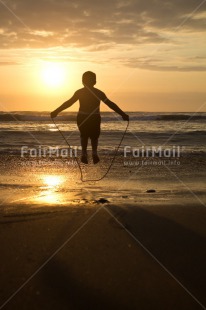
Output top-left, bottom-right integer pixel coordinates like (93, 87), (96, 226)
(30, 175), (67, 205)
(43, 175), (63, 188)
(41, 62), (66, 87)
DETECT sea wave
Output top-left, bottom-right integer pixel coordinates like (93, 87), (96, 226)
(0, 112), (206, 122)
(0, 113), (76, 122)
(129, 114), (206, 121)
(184, 130), (206, 136)
(154, 114), (206, 121)
(0, 129), (205, 137)
(0, 147), (205, 156)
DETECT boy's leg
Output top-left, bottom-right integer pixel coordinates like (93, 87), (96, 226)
(81, 136), (88, 164)
(81, 136), (88, 155)
(91, 138), (98, 155)
(91, 138), (100, 164)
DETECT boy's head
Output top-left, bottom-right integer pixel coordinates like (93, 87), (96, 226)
(82, 71), (96, 87)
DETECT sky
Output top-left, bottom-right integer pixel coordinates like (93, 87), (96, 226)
(0, 0), (206, 112)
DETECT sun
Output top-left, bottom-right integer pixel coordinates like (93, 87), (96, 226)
(41, 62), (66, 87)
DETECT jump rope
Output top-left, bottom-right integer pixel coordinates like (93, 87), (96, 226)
(51, 116), (129, 182)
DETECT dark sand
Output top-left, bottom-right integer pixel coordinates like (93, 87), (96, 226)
(0, 155), (206, 309)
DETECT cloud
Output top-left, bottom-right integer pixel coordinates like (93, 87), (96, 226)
(123, 56), (206, 71)
(0, 0), (205, 49)
(0, 0), (205, 72)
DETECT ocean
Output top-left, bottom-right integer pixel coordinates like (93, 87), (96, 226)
(0, 110), (205, 211)
(0, 111), (205, 155)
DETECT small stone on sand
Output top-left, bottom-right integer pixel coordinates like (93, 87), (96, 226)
(146, 189), (156, 193)
(96, 198), (109, 204)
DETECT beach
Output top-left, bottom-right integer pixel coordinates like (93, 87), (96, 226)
(0, 112), (206, 309)
(0, 152), (206, 309)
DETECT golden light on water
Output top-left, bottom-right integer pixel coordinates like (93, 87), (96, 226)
(43, 175), (63, 188)
(33, 175), (66, 204)
(37, 190), (63, 204)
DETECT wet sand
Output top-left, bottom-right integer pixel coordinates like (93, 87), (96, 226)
(0, 155), (206, 309)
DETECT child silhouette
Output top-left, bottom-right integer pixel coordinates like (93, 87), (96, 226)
(51, 71), (129, 164)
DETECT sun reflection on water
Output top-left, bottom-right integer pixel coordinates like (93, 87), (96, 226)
(48, 123), (58, 131)
(35, 175), (66, 204)
(43, 175), (64, 188)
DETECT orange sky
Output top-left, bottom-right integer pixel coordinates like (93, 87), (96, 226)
(0, 0), (206, 112)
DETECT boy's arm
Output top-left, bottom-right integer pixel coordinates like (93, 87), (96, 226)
(51, 92), (78, 118)
(103, 97), (129, 121)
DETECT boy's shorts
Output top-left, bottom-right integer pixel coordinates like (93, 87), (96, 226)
(77, 113), (101, 139)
